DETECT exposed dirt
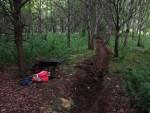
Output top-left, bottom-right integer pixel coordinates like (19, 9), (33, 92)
(71, 72), (135, 113)
(0, 68), (135, 113)
(0, 39), (136, 113)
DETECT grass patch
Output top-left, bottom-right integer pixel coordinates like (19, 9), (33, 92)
(0, 33), (89, 65)
(111, 46), (150, 113)
(0, 33), (150, 113)
(68, 50), (94, 64)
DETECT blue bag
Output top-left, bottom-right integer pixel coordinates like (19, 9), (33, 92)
(20, 76), (32, 86)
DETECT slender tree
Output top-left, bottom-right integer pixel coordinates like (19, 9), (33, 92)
(67, 0), (71, 48)
(101, 0), (141, 57)
(0, 0), (30, 76)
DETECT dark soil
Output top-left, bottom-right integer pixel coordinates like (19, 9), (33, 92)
(0, 40), (136, 113)
(71, 72), (135, 113)
(0, 64), (136, 113)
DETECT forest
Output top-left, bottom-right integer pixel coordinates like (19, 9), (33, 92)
(0, 0), (150, 113)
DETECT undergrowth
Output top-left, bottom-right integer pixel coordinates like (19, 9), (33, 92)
(0, 33), (150, 113)
(0, 33), (89, 65)
(111, 45), (150, 113)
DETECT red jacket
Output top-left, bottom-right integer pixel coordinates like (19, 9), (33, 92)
(32, 70), (49, 82)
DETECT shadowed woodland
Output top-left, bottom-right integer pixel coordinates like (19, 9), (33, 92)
(0, 0), (150, 113)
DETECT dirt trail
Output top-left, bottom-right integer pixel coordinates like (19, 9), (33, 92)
(71, 73), (135, 113)
(69, 38), (135, 113)
(0, 38), (135, 113)
(0, 69), (135, 113)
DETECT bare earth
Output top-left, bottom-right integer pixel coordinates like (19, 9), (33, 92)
(0, 65), (136, 113)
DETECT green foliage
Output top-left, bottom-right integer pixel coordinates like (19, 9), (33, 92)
(0, 37), (17, 65)
(0, 33), (150, 113)
(111, 39), (150, 113)
(24, 33), (70, 62)
(123, 52), (150, 113)
(0, 33), (88, 65)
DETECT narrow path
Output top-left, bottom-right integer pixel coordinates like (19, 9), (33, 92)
(71, 74), (135, 113)
(0, 38), (136, 113)
(0, 69), (136, 113)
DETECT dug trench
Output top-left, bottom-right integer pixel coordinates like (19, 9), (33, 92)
(68, 38), (135, 113)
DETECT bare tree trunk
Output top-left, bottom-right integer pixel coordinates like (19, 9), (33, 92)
(67, 22), (71, 48)
(0, 0), (30, 76)
(114, 4), (120, 57)
(91, 0), (99, 49)
(67, 0), (71, 48)
(87, 22), (92, 49)
(43, 0), (49, 40)
(132, 20), (135, 40)
(38, 0), (42, 33)
(137, 28), (141, 47)
(123, 27), (129, 47)
(50, 0), (56, 33)
(85, 0), (93, 49)
(114, 33), (119, 57)
(15, 28), (25, 76)
(60, 17), (64, 32)
(114, 26), (120, 57)
(87, 25), (92, 49)
(28, 0), (32, 33)
(13, 0), (25, 76)
(132, 29), (135, 40)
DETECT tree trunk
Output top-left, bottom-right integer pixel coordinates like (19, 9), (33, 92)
(114, 3), (120, 57)
(137, 29), (141, 47)
(132, 23), (135, 40)
(38, 0), (42, 33)
(85, 0), (93, 49)
(132, 30), (134, 40)
(90, 0), (99, 50)
(15, 29), (25, 76)
(81, 24), (86, 36)
(114, 29), (120, 57)
(91, 36), (94, 49)
(123, 28), (129, 47)
(28, 0), (32, 33)
(87, 25), (93, 49)
(13, 0), (25, 76)
(60, 17), (64, 32)
(67, 0), (71, 48)
(67, 25), (71, 48)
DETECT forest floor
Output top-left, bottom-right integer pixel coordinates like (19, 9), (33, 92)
(0, 63), (136, 113)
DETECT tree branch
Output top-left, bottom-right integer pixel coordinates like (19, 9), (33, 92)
(20, 0), (31, 9)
